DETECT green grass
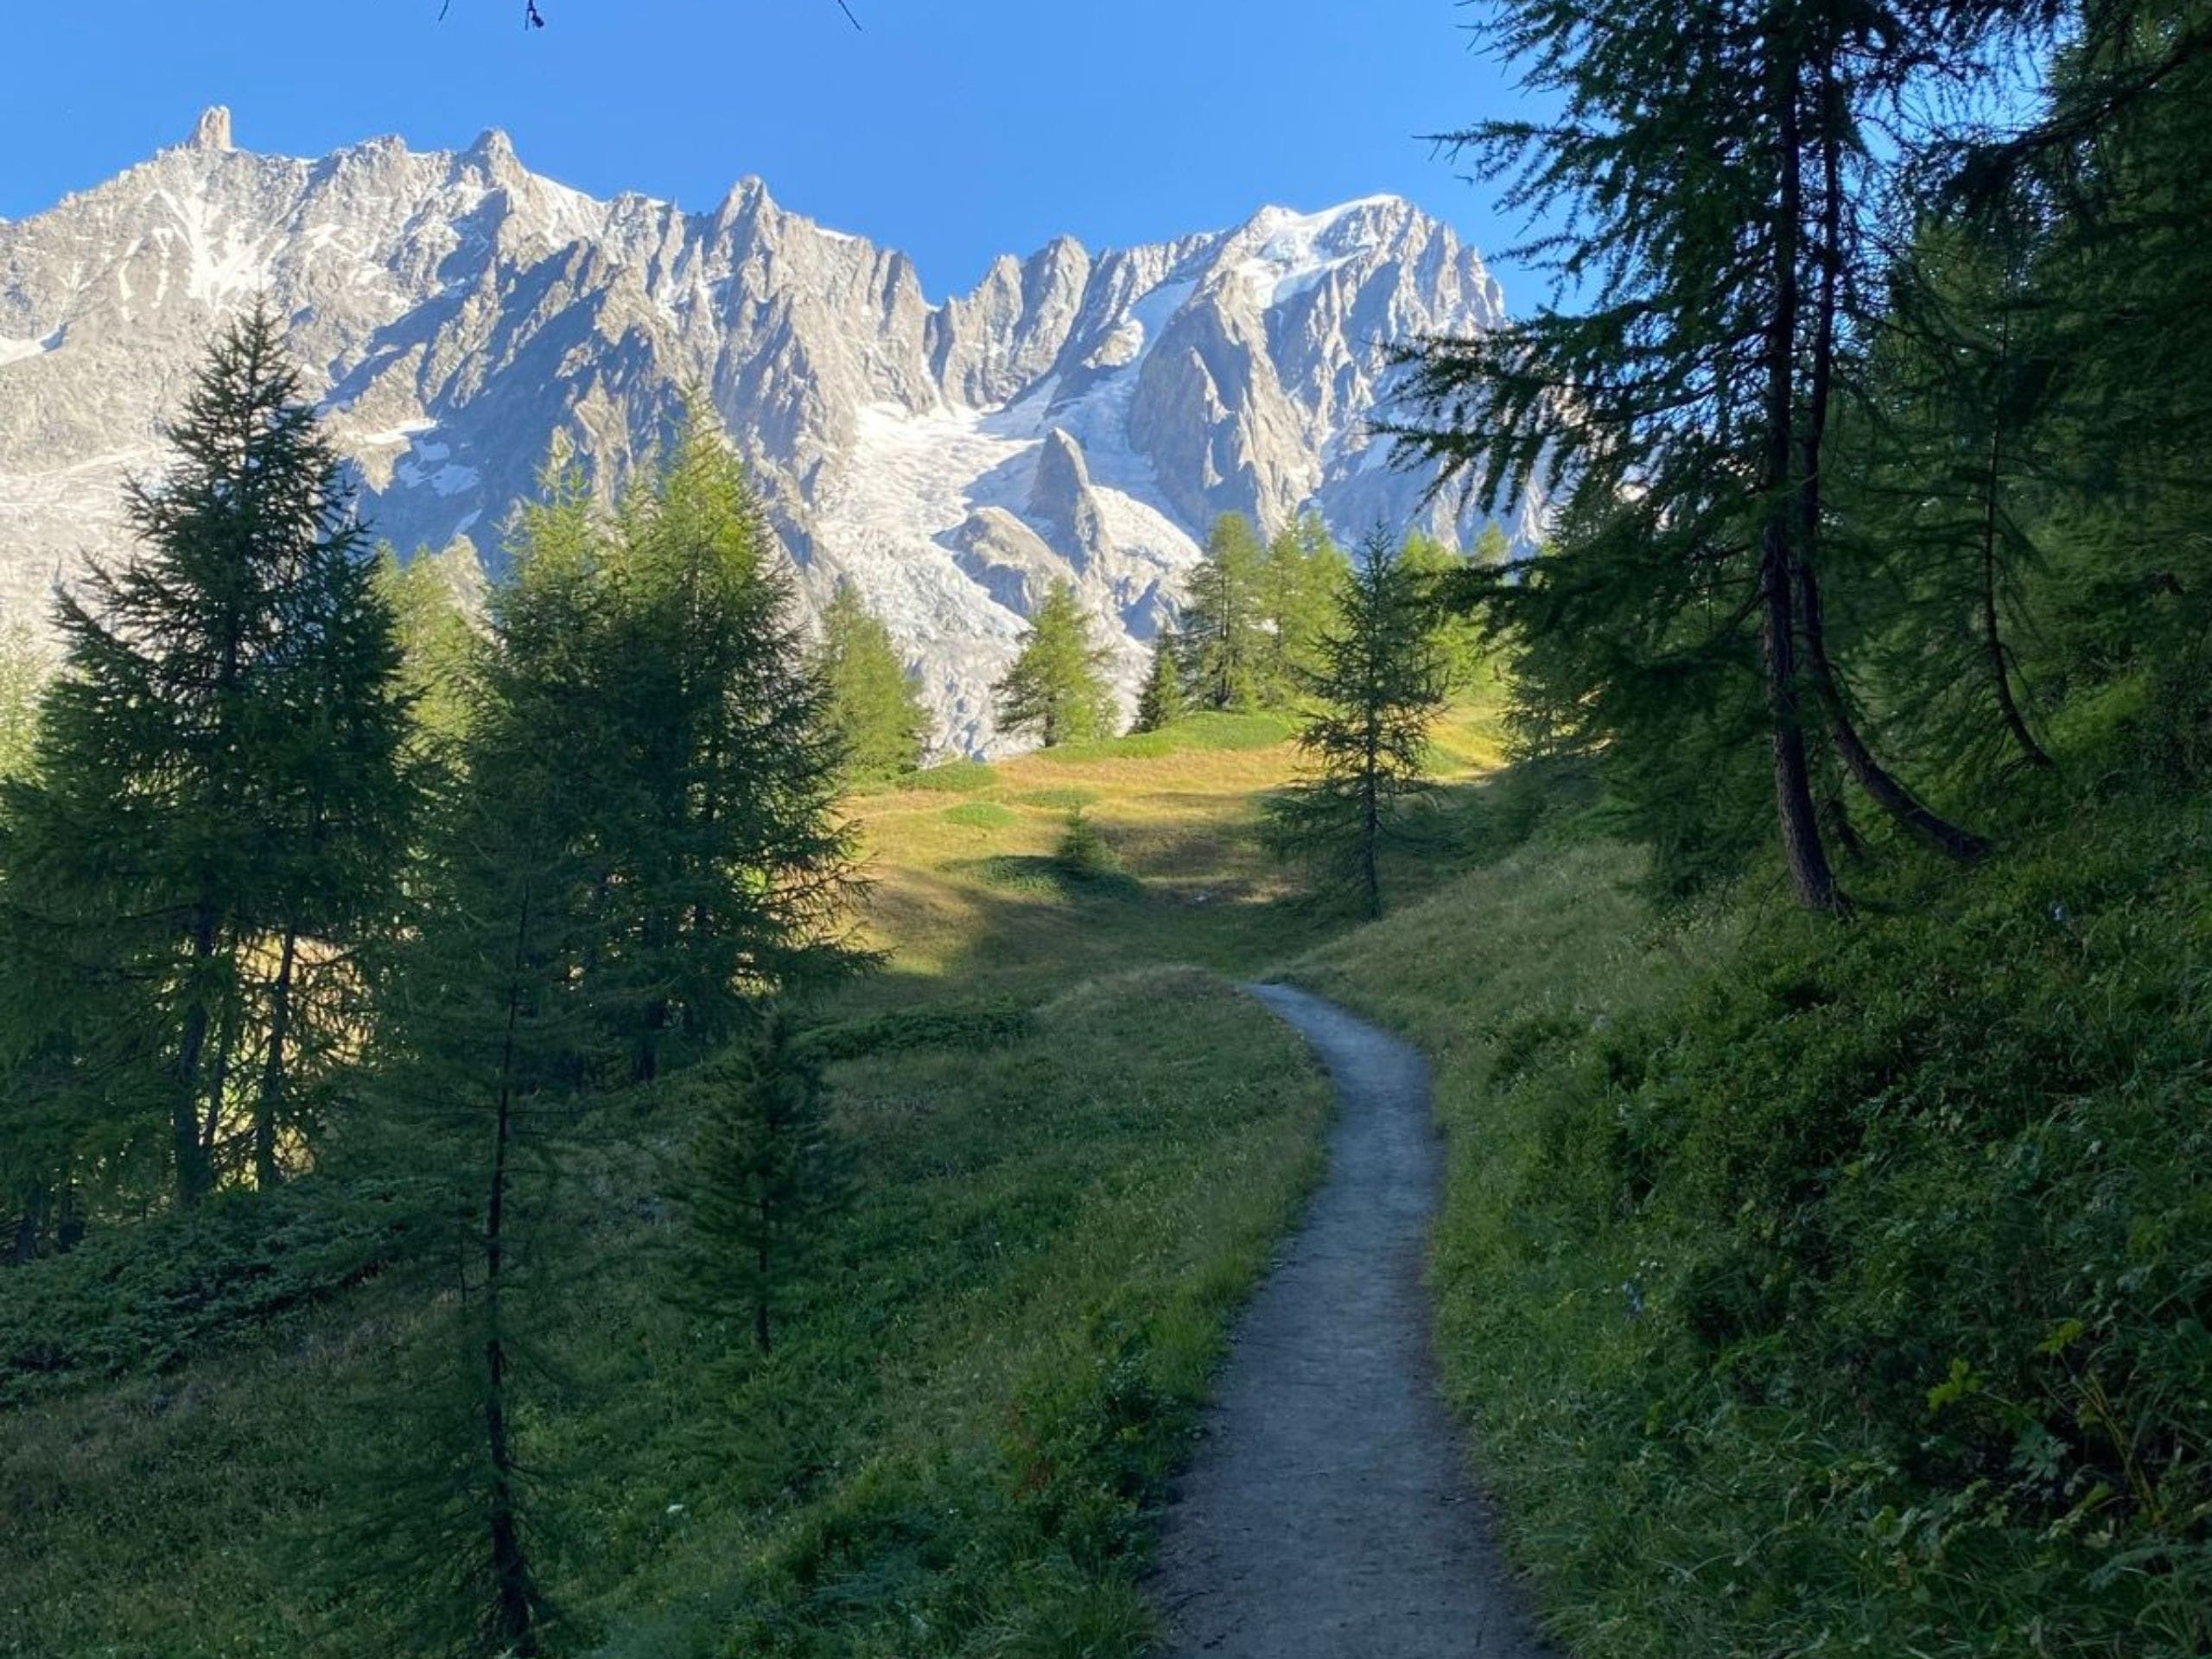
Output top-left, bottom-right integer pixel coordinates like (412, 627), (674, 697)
(833, 702), (1503, 1019)
(0, 969), (1332, 1658)
(940, 800), (1019, 831)
(1288, 782), (2212, 1658)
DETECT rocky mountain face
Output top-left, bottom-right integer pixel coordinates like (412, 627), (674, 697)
(0, 108), (1531, 751)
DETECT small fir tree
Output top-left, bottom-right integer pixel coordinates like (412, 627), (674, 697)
(1266, 533), (1446, 919)
(992, 580), (1116, 748)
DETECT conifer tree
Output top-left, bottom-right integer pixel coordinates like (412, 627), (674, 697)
(375, 543), (483, 760)
(1395, 0), (2000, 909)
(0, 305), (414, 1205)
(1130, 635), (1185, 734)
(1397, 531), (1491, 693)
(1175, 512), (1271, 711)
(476, 418), (863, 1084)
(992, 580), (1116, 748)
(1266, 534), (1446, 918)
(329, 683), (610, 1659)
(671, 1005), (844, 1355)
(814, 579), (929, 784)
(600, 416), (862, 1077)
(1257, 513), (1351, 702)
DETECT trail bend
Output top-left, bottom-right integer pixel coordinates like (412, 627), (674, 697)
(1149, 983), (1546, 1659)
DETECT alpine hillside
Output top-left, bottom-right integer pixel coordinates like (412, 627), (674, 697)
(0, 107), (1529, 750)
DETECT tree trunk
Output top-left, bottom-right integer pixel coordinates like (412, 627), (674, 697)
(1800, 559), (1993, 861)
(254, 926), (300, 1192)
(1359, 709), (1383, 921)
(484, 886), (539, 1658)
(1794, 55), (1989, 865)
(172, 902), (221, 1206)
(1761, 47), (1843, 914)
(1978, 313), (2054, 772)
(10, 1181), (46, 1266)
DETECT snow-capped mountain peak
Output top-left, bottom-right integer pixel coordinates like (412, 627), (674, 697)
(0, 111), (1528, 751)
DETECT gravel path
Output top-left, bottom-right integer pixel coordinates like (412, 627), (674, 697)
(1148, 983), (1547, 1659)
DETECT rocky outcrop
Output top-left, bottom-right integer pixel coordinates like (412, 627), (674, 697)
(0, 112), (1526, 752)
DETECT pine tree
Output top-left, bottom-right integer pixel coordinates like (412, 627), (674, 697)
(1130, 636), (1185, 734)
(600, 416), (864, 1077)
(475, 417), (864, 1085)
(1397, 531), (1491, 694)
(1265, 534), (1446, 919)
(0, 305), (415, 1206)
(814, 579), (929, 784)
(375, 543), (483, 760)
(992, 580), (1116, 748)
(0, 624), (46, 781)
(1175, 512), (1271, 711)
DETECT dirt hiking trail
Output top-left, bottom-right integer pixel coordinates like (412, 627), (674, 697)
(1148, 983), (1548, 1659)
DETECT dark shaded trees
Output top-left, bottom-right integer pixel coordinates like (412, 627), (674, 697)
(1395, 0), (2009, 909)
(0, 305), (414, 1209)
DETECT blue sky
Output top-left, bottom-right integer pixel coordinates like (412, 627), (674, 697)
(2, 1), (1542, 303)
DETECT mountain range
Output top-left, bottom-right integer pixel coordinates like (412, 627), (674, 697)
(0, 107), (1528, 751)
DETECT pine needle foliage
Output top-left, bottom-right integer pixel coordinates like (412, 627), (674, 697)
(1129, 637), (1185, 734)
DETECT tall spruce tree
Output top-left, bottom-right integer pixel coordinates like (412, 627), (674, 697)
(1175, 512), (1271, 711)
(0, 305), (414, 1206)
(813, 579), (929, 784)
(1265, 534), (1446, 918)
(993, 580), (1116, 747)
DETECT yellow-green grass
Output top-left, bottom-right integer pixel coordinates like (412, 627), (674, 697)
(833, 704), (1504, 1016)
(0, 969), (1332, 1658)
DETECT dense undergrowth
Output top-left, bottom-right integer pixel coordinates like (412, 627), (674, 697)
(1294, 759), (2211, 1656)
(0, 968), (1330, 1657)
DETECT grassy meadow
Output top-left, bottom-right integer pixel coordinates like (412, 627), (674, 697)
(3, 704), (1513, 1659)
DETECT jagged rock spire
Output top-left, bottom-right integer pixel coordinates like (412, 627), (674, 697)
(189, 106), (233, 151)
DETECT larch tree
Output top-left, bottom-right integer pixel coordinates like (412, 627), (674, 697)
(0, 304), (415, 1207)
(1257, 513), (1351, 703)
(1175, 512), (1271, 712)
(814, 579), (929, 784)
(993, 580), (1116, 748)
(1393, 0), (2005, 910)
(1265, 533), (1446, 919)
